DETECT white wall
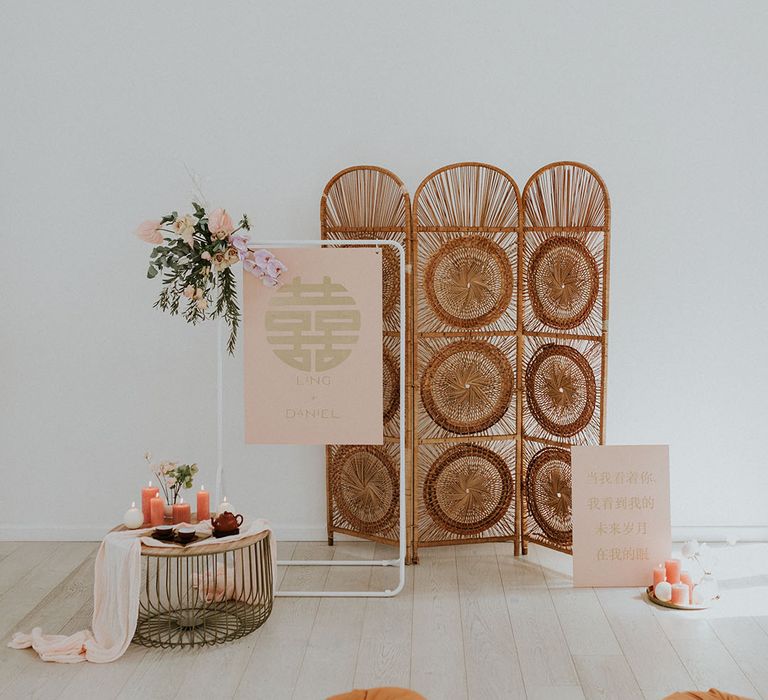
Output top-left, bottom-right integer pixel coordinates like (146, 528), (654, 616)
(2, 1), (767, 541)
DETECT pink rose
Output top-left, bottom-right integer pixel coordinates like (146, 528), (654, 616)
(183, 285), (195, 299)
(208, 208), (234, 237)
(135, 220), (163, 245)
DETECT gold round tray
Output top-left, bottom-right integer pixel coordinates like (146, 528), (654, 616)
(645, 585), (718, 611)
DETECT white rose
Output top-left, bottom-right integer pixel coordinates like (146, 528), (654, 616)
(173, 215), (196, 246)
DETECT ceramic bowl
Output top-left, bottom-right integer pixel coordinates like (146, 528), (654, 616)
(154, 525), (174, 539)
(176, 527), (196, 542)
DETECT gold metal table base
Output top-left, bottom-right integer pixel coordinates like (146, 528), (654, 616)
(131, 530), (273, 649)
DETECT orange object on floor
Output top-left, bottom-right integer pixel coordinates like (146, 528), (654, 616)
(663, 690), (753, 700)
(327, 689), (427, 700)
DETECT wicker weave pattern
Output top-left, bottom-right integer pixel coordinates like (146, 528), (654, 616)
(523, 163), (606, 229)
(418, 336), (516, 438)
(330, 444), (399, 537)
(322, 166), (411, 553)
(321, 161), (609, 561)
(525, 343), (597, 439)
(417, 441), (516, 543)
(520, 162), (610, 555)
(415, 163), (519, 230)
(413, 164), (520, 553)
(524, 445), (573, 547)
(416, 231), (517, 334)
(423, 236), (514, 329)
(523, 336), (602, 446)
(527, 236), (600, 331)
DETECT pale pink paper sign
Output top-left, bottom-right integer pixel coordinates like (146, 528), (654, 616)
(572, 445), (670, 587)
(244, 247), (383, 445)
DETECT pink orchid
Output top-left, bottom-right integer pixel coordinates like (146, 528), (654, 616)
(242, 248), (285, 285)
(266, 258), (286, 278)
(135, 220), (163, 245)
(208, 208), (234, 238)
(252, 248), (272, 270)
(229, 231), (250, 257)
(243, 254), (266, 278)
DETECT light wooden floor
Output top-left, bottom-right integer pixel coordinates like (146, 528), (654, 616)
(1, 539), (767, 700)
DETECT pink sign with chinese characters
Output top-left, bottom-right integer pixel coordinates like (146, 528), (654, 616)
(572, 445), (670, 587)
(243, 247), (383, 445)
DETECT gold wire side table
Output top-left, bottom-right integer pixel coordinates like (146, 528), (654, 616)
(129, 529), (273, 648)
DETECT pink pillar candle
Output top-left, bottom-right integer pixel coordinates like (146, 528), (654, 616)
(652, 564), (666, 588)
(671, 583), (689, 606)
(141, 482), (160, 524)
(172, 499), (191, 525)
(149, 496), (165, 526)
(665, 558), (681, 585)
(680, 572), (693, 604)
(196, 486), (210, 522)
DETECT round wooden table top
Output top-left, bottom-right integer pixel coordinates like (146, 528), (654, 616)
(110, 522), (270, 557)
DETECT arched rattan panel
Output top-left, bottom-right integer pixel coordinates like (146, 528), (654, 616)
(520, 162), (610, 554)
(413, 163), (521, 558)
(321, 166), (414, 560)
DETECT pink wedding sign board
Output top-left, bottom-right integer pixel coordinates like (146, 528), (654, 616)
(244, 247), (383, 445)
(572, 445), (671, 587)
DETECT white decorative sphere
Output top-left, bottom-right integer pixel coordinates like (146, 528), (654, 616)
(654, 581), (673, 602)
(681, 539), (700, 558)
(123, 503), (144, 529)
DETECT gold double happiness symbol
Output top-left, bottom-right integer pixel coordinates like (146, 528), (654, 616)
(265, 276), (361, 372)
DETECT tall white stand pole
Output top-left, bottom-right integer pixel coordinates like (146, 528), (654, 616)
(215, 317), (224, 507)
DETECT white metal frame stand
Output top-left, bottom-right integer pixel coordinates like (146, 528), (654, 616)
(215, 239), (406, 598)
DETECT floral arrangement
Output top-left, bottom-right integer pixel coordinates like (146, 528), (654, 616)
(135, 203), (286, 353)
(145, 452), (199, 505)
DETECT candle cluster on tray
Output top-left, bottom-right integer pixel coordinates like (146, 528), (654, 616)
(121, 453), (224, 529)
(650, 540), (718, 608)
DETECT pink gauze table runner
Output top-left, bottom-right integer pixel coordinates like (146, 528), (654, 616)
(8, 517), (274, 663)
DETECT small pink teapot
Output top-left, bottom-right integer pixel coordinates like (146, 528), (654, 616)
(211, 511), (243, 534)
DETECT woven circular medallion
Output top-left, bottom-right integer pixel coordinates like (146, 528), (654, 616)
(423, 444), (514, 535)
(526, 447), (572, 546)
(528, 237), (599, 329)
(421, 340), (513, 434)
(332, 446), (398, 535)
(525, 344), (596, 438)
(424, 236), (513, 328)
(382, 349), (399, 424)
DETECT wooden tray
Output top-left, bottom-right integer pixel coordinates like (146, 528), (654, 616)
(645, 585), (718, 611)
(174, 533), (210, 546)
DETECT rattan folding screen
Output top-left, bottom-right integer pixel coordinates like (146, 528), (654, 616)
(322, 162), (609, 562)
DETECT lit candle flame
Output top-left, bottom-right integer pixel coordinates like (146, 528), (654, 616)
(131, 501), (136, 508)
